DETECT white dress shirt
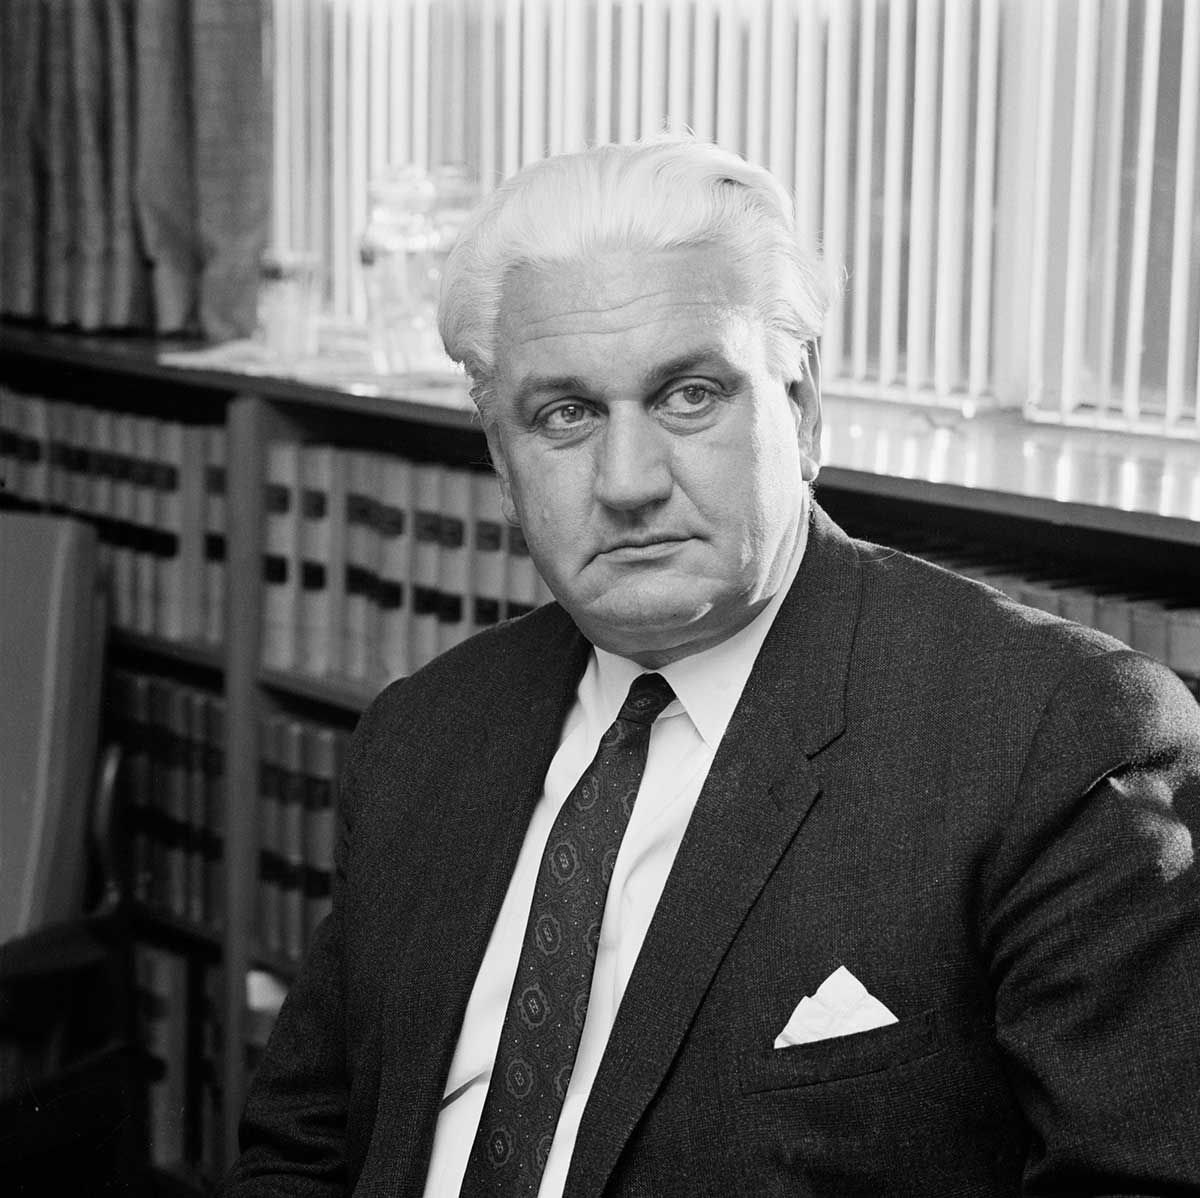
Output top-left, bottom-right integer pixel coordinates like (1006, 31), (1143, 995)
(421, 518), (808, 1198)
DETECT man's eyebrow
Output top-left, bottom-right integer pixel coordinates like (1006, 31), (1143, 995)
(510, 373), (592, 408)
(510, 350), (738, 408)
(640, 350), (739, 390)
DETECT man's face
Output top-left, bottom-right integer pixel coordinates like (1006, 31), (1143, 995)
(484, 243), (821, 667)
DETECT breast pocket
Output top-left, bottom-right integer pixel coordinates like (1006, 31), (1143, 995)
(737, 1008), (942, 1095)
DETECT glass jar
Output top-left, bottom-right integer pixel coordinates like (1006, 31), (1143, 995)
(359, 166), (439, 375)
(256, 250), (321, 363)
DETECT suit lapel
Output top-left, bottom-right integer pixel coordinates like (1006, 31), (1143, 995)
(566, 506), (863, 1197)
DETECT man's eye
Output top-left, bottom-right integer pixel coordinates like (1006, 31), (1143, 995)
(541, 402), (593, 431)
(659, 383), (718, 416)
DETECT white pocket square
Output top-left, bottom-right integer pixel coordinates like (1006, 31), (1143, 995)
(773, 965), (898, 1049)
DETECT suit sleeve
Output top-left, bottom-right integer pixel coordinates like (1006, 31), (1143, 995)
(981, 649), (1200, 1194)
(219, 737), (359, 1196)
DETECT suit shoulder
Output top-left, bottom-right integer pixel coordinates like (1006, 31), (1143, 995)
(839, 537), (1187, 747)
(851, 537), (1125, 665)
(353, 602), (575, 740)
(1026, 642), (1200, 774)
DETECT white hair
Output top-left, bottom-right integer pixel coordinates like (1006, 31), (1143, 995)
(437, 139), (837, 411)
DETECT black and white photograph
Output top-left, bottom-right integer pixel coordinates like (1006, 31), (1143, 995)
(1, 1), (1198, 1194)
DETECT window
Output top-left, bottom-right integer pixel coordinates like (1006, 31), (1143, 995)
(269, 0), (1199, 436)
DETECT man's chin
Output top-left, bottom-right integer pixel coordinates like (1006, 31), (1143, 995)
(571, 599), (720, 665)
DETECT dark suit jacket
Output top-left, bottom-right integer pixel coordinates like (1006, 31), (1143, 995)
(225, 506), (1200, 1196)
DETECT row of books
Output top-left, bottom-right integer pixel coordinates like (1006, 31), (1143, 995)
(137, 954), (288, 1186)
(853, 516), (1200, 698)
(263, 440), (553, 685)
(0, 386), (227, 644)
(257, 714), (348, 967)
(136, 946), (224, 1182)
(110, 669), (226, 932)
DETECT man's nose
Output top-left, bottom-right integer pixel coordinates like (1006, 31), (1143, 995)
(592, 408), (673, 511)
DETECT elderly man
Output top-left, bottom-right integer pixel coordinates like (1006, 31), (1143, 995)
(224, 141), (1200, 1197)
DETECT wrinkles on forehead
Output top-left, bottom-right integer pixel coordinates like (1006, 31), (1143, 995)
(505, 296), (745, 354)
(510, 287), (691, 337)
(497, 247), (755, 343)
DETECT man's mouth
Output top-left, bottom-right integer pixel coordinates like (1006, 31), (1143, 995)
(597, 537), (690, 561)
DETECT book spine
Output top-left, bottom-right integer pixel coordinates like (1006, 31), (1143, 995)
(298, 444), (332, 676)
(7, 390), (29, 501)
(438, 465), (472, 652)
(326, 447), (348, 677)
(69, 401), (95, 515)
(262, 440), (302, 671)
(344, 448), (381, 682)
(303, 725), (339, 947)
(298, 443), (347, 676)
(146, 676), (171, 908)
(205, 695), (227, 932)
(1094, 589), (1135, 647)
(199, 965), (225, 1179)
(157, 420), (207, 641)
(411, 461), (444, 670)
(91, 406), (117, 584)
(1056, 577), (1099, 628)
(2, 390), (21, 500)
(164, 681), (191, 919)
(60, 400), (82, 509)
(471, 470), (508, 635)
(124, 672), (155, 904)
(258, 714), (284, 960)
(279, 719), (307, 964)
(156, 420), (185, 640)
(186, 689), (210, 927)
(378, 454), (412, 681)
(0, 387), (16, 496)
(111, 410), (138, 629)
(46, 398), (70, 509)
(132, 415), (160, 636)
(63, 399), (84, 510)
(1129, 595), (1170, 664)
(1016, 572), (1064, 616)
(137, 944), (188, 1168)
(20, 393), (51, 505)
(204, 425), (228, 646)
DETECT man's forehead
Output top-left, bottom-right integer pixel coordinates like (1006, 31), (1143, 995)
(497, 244), (756, 334)
(487, 245), (784, 410)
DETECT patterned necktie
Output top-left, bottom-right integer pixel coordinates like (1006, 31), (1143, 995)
(460, 672), (676, 1197)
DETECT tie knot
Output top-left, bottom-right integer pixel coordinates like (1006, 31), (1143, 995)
(617, 673), (676, 726)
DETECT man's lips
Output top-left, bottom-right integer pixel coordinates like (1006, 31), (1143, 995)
(596, 536), (691, 560)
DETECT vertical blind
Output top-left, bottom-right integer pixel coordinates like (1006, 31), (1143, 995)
(270, 0), (1199, 438)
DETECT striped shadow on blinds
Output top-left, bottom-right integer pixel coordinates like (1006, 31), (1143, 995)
(269, 0), (1199, 439)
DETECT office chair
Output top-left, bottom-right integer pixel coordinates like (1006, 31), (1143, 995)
(0, 512), (148, 1193)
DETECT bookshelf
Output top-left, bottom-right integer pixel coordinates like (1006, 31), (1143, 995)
(259, 666), (378, 718)
(2, 323), (1197, 1186)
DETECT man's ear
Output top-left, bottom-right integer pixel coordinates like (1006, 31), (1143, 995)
(786, 340), (822, 482)
(483, 422), (520, 525)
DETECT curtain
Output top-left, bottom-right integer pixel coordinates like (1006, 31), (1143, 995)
(0, 0), (268, 339)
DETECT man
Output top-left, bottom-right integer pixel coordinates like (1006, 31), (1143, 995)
(224, 141), (1200, 1197)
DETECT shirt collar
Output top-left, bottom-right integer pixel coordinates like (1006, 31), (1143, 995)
(591, 511), (810, 749)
